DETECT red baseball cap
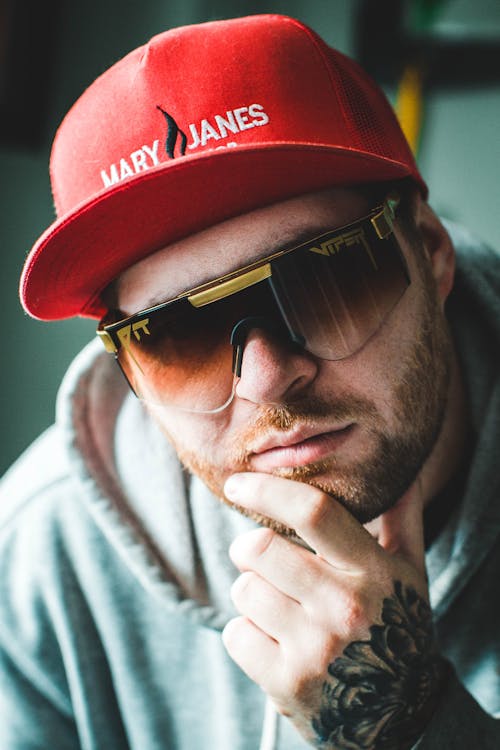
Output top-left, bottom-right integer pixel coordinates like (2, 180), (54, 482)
(20, 14), (426, 321)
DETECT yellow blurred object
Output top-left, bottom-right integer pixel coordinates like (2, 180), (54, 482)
(395, 65), (424, 155)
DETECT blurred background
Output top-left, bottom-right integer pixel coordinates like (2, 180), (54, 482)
(1, 0), (500, 476)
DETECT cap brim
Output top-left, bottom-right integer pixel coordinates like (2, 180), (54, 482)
(20, 142), (425, 320)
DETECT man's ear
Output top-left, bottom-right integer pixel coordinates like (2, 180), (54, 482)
(414, 195), (455, 304)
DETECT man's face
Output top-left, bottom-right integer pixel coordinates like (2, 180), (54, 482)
(117, 187), (453, 531)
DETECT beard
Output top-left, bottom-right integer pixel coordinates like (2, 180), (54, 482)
(156, 256), (452, 535)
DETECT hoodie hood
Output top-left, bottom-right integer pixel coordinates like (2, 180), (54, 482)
(426, 221), (500, 618)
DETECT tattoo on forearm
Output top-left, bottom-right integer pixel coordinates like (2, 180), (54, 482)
(312, 581), (447, 749)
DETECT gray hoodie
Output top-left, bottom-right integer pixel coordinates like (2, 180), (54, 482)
(0, 223), (499, 749)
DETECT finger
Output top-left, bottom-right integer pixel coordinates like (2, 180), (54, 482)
(376, 476), (426, 576)
(230, 569), (303, 642)
(222, 616), (281, 691)
(224, 472), (380, 572)
(230, 527), (334, 606)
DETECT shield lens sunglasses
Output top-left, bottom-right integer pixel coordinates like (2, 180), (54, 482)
(97, 196), (410, 413)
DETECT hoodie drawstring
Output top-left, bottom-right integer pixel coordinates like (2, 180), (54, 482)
(259, 697), (280, 750)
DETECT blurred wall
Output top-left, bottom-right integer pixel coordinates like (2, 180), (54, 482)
(1, 0), (499, 476)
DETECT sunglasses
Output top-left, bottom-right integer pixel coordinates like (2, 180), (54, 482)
(97, 195), (410, 413)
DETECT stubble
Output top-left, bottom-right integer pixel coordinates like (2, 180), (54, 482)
(161, 256), (452, 533)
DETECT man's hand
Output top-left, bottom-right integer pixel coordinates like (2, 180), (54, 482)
(222, 473), (446, 749)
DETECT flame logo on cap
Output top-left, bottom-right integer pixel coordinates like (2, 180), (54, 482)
(157, 106), (187, 159)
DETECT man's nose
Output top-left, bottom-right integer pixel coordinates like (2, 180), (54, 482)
(234, 327), (319, 405)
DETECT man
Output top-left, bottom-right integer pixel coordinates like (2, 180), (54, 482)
(2, 13), (499, 749)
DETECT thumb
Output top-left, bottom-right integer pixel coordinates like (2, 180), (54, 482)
(376, 476), (426, 577)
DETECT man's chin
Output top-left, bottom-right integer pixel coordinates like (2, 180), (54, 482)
(177, 440), (413, 530)
(217, 460), (401, 535)
(219, 476), (394, 541)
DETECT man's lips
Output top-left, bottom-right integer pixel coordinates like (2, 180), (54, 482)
(248, 424), (355, 471)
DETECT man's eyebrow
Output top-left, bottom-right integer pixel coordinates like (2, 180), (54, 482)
(255, 224), (334, 260)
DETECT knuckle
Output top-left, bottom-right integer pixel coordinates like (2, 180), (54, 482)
(299, 489), (331, 530)
(230, 570), (256, 604)
(253, 526), (277, 557)
(336, 585), (370, 634)
(343, 596), (365, 631)
(222, 616), (247, 652)
(230, 527), (276, 567)
(311, 583), (369, 635)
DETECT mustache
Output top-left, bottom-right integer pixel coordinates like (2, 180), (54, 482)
(232, 393), (379, 462)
